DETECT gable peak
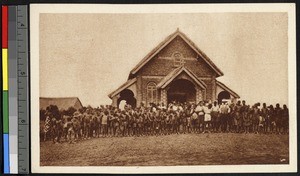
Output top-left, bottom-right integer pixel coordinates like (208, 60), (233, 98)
(129, 29), (224, 77)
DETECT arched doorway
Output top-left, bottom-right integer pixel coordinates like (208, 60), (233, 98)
(167, 79), (196, 104)
(117, 89), (136, 108)
(217, 91), (230, 104)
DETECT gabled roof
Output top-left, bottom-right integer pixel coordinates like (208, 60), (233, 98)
(216, 81), (240, 98)
(130, 29), (224, 77)
(40, 97), (83, 110)
(108, 78), (137, 99)
(157, 66), (207, 89)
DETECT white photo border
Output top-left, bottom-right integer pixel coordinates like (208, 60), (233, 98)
(30, 3), (297, 173)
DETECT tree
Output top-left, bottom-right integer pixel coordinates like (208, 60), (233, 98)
(40, 109), (47, 121)
(78, 106), (86, 114)
(46, 105), (60, 120)
(65, 106), (77, 116)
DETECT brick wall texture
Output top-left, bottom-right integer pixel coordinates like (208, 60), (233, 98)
(133, 35), (219, 106)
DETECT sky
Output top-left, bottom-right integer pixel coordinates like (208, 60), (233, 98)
(39, 12), (288, 107)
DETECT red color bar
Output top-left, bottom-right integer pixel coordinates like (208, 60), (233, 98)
(2, 6), (8, 48)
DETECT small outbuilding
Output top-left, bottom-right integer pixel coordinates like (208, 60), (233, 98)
(40, 97), (83, 110)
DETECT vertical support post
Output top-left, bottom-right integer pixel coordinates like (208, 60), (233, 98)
(212, 75), (216, 102)
(136, 76), (142, 107)
(161, 89), (167, 105)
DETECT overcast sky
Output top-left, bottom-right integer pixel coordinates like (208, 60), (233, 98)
(39, 12), (288, 107)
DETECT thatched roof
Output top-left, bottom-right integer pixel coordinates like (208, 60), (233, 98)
(40, 97), (83, 110)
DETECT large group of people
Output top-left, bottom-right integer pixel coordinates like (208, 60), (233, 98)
(42, 100), (289, 144)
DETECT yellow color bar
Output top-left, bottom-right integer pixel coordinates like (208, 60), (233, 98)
(2, 49), (8, 90)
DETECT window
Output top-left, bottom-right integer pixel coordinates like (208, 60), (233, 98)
(173, 52), (184, 67)
(147, 82), (157, 105)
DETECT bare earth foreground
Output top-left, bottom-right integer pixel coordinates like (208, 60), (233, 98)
(40, 133), (289, 166)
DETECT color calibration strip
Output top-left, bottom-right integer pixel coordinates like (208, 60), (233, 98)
(2, 5), (29, 174)
(8, 6), (19, 174)
(16, 5), (30, 174)
(2, 5), (10, 174)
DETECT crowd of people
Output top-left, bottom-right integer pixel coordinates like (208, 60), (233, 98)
(42, 100), (289, 144)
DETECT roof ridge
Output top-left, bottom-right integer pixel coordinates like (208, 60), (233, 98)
(130, 29), (179, 75)
(177, 32), (224, 76)
(129, 29), (224, 77)
(40, 97), (79, 99)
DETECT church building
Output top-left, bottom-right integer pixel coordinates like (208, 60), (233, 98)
(108, 29), (239, 108)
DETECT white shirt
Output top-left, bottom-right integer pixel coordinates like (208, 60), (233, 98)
(212, 105), (219, 112)
(204, 106), (212, 114)
(195, 105), (202, 112)
(119, 100), (126, 111)
(172, 105), (178, 111)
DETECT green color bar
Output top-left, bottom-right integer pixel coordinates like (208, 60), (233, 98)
(3, 91), (9, 133)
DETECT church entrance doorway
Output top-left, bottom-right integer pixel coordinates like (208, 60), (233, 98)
(217, 91), (230, 104)
(167, 79), (196, 104)
(117, 89), (136, 108)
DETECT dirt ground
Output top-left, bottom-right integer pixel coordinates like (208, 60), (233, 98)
(40, 133), (289, 166)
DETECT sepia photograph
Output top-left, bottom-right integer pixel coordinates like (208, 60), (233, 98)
(30, 4), (296, 173)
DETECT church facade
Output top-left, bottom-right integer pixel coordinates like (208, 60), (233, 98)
(108, 29), (239, 108)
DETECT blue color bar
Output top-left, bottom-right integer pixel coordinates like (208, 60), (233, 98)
(4, 134), (10, 173)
